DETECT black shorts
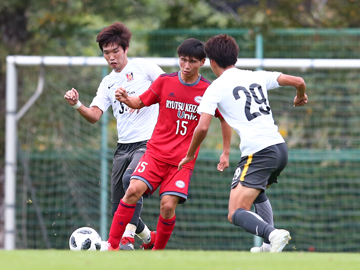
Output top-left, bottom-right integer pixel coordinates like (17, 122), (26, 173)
(231, 143), (288, 191)
(111, 140), (147, 204)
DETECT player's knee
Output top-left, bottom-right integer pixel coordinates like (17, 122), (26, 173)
(160, 201), (176, 219)
(123, 180), (146, 204)
(124, 185), (141, 202)
(227, 211), (234, 223)
(122, 169), (133, 191)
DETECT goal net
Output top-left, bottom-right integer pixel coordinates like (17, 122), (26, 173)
(5, 56), (360, 252)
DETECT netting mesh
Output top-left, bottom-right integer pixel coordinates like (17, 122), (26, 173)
(147, 28), (360, 59)
(12, 29), (360, 252)
(265, 29), (360, 59)
(16, 66), (106, 248)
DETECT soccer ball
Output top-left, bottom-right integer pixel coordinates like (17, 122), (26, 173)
(69, 227), (102, 251)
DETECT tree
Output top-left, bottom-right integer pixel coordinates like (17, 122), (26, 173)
(207, 0), (360, 29)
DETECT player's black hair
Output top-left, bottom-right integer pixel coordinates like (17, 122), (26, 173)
(205, 34), (239, 68)
(96, 22), (132, 52)
(177, 38), (206, 61)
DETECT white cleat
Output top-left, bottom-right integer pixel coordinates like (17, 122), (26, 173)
(250, 243), (271, 253)
(269, 229), (291, 253)
(100, 241), (110, 251)
(100, 241), (119, 251)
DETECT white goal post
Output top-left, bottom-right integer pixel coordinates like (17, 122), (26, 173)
(5, 55), (360, 250)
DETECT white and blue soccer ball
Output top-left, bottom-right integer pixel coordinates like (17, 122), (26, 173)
(69, 227), (102, 251)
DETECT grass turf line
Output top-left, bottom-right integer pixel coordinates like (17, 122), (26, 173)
(1, 250), (359, 270)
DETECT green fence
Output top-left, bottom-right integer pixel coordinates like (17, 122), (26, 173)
(16, 149), (360, 252)
(13, 28), (360, 252)
(144, 28), (360, 59)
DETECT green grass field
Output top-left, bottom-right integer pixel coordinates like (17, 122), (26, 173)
(1, 250), (359, 270)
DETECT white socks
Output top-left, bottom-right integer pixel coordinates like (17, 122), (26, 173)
(123, 224), (136, 238)
(123, 224), (152, 244)
(136, 225), (151, 244)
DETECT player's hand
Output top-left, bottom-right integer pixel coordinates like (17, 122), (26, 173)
(128, 108), (141, 114)
(64, 88), (79, 106)
(178, 155), (195, 171)
(294, 93), (308, 107)
(217, 153), (229, 172)
(115, 87), (128, 102)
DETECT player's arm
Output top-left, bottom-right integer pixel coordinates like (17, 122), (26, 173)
(64, 88), (103, 124)
(178, 113), (213, 170)
(277, 74), (308, 107)
(217, 115), (231, 172)
(115, 87), (145, 109)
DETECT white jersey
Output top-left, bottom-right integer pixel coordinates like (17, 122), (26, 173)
(90, 58), (164, 143)
(198, 68), (285, 157)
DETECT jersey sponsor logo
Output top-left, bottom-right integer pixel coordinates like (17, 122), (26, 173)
(166, 100), (185, 110)
(166, 100), (198, 113)
(194, 96), (202, 103)
(108, 83), (115, 89)
(184, 103), (198, 113)
(177, 110), (197, 120)
(166, 100), (199, 121)
(168, 92), (176, 97)
(175, 180), (185, 189)
(126, 72), (134, 82)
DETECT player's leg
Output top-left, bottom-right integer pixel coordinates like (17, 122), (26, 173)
(128, 152), (164, 249)
(108, 179), (148, 249)
(250, 191), (273, 252)
(139, 224), (156, 250)
(153, 194), (179, 250)
(121, 147), (155, 249)
(254, 192), (274, 227)
(152, 165), (191, 250)
(109, 144), (132, 249)
(229, 184), (290, 253)
(110, 145), (129, 217)
(264, 143), (290, 252)
(229, 145), (290, 252)
(121, 172), (153, 249)
(119, 168), (142, 250)
(230, 192), (290, 253)
(228, 184), (276, 242)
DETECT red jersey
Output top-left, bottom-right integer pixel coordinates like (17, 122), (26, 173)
(140, 71), (218, 169)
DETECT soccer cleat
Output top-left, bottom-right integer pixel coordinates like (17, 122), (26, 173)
(269, 229), (291, 253)
(250, 243), (271, 253)
(119, 237), (135, 250)
(100, 241), (119, 251)
(140, 231), (156, 250)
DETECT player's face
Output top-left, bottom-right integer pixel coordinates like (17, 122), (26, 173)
(103, 43), (128, 72)
(179, 56), (205, 83)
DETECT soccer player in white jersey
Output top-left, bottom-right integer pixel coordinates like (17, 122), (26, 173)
(179, 34), (308, 253)
(64, 22), (164, 250)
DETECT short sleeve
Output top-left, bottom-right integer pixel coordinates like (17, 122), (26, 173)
(138, 58), (165, 82)
(139, 76), (163, 106)
(256, 70), (282, 90)
(89, 78), (111, 112)
(197, 84), (221, 116)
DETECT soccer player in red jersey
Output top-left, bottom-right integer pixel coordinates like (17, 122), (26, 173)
(106, 38), (232, 250)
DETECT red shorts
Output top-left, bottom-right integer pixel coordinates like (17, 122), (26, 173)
(131, 152), (193, 204)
